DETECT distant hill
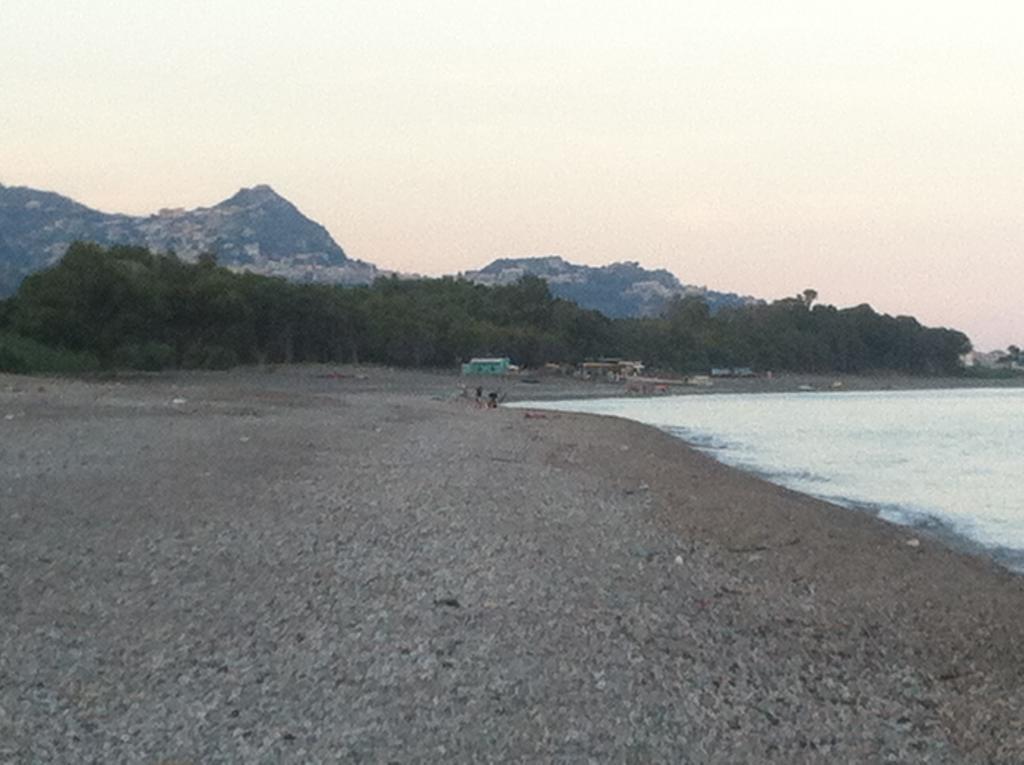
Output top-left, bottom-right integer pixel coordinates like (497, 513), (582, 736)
(464, 256), (759, 317)
(2, 183), (760, 319)
(0, 183), (378, 295)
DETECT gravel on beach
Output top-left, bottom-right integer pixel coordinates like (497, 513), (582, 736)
(2, 366), (1023, 763)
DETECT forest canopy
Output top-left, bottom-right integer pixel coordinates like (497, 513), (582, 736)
(0, 242), (971, 375)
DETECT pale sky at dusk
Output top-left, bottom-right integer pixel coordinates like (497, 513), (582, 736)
(3, 1), (1022, 349)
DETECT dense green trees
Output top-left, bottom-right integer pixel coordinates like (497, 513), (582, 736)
(0, 242), (971, 375)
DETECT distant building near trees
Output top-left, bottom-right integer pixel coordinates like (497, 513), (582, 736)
(577, 359), (645, 381)
(461, 357), (512, 376)
(711, 366), (757, 378)
(962, 349), (1018, 369)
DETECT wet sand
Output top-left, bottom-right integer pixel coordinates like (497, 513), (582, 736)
(2, 366), (1023, 762)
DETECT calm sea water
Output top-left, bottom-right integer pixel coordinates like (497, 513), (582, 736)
(514, 388), (1024, 572)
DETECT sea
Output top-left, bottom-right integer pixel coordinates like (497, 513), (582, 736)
(513, 388), (1024, 573)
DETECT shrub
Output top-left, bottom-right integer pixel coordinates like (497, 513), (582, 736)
(202, 345), (238, 370)
(0, 333), (100, 375)
(181, 344), (238, 370)
(112, 342), (176, 371)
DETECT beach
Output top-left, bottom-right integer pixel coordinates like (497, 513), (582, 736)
(2, 366), (1023, 762)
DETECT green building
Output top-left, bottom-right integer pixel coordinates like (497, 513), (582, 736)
(461, 357), (511, 376)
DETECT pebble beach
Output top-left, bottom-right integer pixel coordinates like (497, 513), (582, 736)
(2, 366), (1023, 762)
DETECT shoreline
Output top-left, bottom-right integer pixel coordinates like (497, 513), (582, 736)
(4, 366), (1024, 760)
(506, 399), (1024, 759)
(499, 370), (1024, 402)
(524, 401), (1024, 575)
(511, 387), (1024, 578)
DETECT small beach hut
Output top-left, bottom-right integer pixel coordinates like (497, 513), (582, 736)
(461, 357), (512, 376)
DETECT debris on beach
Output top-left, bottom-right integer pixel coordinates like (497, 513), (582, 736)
(632, 545), (656, 561)
(434, 597), (461, 608)
(906, 538), (921, 548)
(171, 397), (188, 405)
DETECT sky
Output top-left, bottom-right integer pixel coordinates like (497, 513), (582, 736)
(2, 1), (1022, 350)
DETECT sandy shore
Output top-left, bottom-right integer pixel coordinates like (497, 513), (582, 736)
(2, 365), (1023, 762)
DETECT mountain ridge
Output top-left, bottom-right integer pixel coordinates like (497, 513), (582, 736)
(0, 183), (378, 295)
(464, 255), (758, 317)
(1, 183), (759, 319)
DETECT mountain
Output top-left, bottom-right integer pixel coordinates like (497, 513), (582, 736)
(464, 256), (758, 317)
(2, 183), (759, 319)
(0, 183), (378, 295)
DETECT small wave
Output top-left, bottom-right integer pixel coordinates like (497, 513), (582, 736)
(661, 426), (731, 451)
(763, 467), (832, 485)
(787, 494), (1024, 571)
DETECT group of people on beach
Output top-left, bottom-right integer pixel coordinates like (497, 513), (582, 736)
(472, 385), (500, 408)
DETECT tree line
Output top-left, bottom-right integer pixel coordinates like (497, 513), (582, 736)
(0, 241), (971, 375)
